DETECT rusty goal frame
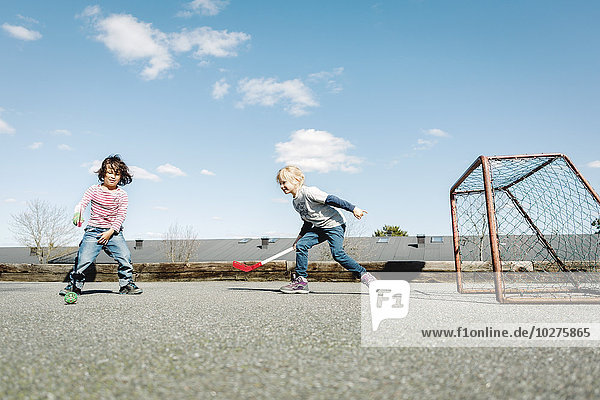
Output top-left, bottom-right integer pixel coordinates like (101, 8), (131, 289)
(450, 153), (600, 303)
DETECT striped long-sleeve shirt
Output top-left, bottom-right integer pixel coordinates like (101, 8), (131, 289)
(75, 185), (128, 232)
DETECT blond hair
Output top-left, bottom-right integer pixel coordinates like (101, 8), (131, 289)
(276, 165), (305, 186)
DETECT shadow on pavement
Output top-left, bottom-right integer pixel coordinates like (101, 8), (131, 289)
(80, 289), (118, 295)
(411, 289), (497, 304)
(227, 287), (366, 296)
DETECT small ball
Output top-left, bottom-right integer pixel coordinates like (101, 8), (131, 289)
(64, 291), (78, 304)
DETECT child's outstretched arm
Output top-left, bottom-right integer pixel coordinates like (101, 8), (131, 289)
(325, 195), (368, 219)
(352, 206), (368, 220)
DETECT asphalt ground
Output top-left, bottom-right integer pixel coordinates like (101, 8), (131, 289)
(1, 281), (600, 399)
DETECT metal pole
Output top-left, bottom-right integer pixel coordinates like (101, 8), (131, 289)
(562, 155), (600, 205)
(450, 191), (464, 293)
(491, 153), (563, 161)
(481, 156), (505, 302)
(500, 156), (558, 191)
(450, 157), (482, 194)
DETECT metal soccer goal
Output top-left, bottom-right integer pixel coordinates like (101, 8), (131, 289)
(450, 154), (600, 303)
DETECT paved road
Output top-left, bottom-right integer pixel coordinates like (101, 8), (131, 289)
(1, 281), (599, 399)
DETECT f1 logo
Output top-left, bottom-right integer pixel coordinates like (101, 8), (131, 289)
(369, 280), (410, 331)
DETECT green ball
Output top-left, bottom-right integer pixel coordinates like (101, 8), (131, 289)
(64, 291), (78, 304)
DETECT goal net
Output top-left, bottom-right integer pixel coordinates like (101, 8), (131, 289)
(450, 154), (600, 303)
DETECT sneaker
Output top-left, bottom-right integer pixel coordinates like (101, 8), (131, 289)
(280, 275), (309, 294)
(119, 282), (143, 295)
(360, 272), (377, 287)
(59, 283), (81, 296)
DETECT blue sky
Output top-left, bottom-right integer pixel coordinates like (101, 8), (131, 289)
(1, 0), (600, 246)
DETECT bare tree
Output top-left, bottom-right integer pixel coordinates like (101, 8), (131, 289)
(162, 222), (200, 263)
(9, 199), (79, 263)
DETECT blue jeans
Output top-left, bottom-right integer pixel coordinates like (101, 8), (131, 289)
(295, 224), (366, 279)
(70, 226), (134, 290)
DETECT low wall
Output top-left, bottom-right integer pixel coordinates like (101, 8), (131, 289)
(0, 260), (458, 282)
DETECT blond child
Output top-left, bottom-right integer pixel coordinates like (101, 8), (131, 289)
(277, 165), (376, 293)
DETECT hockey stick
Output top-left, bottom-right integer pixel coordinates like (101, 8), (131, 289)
(233, 246), (295, 272)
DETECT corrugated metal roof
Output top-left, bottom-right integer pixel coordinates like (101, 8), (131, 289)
(4, 235), (597, 267)
(0, 236), (455, 264)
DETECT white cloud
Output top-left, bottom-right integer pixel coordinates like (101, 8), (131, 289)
(81, 7), (250, 80)
(82, 160), (102, 174)
(169, 27), (250, 58)
(28, 142), (43, 150)
(179, 0), (230, 16)
(308, 67), (344, 81)
(58, 144), (74, 151)
(17, 15), (39, 24)
(2, 23), (42, 41)
(424, 128), (450, 138)
(153, 206), (169, 211)
(52, 129), (72, 136)
(212, 78), (230, 99)
(130, 166), (161, 181)
(275, 129), (363, 173)
(0, 118), (15, 134)
(94, 14), (173, 80)
(211, 216), (223, 221)
(308, 67), (344, 93)
(79, 5), (101, 19)
(587, 161), (600, 168)
(156, 163), (187, 177)
(237, 77), (318, 116)
(4, 198), (17, 203)
(177, 11), (194, 18)
(200, 169), (215, 176)
(413, 138), (437, 151)
(413, 128), (451, 151)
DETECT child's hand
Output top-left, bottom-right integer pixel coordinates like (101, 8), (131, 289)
(72, 211), (83, 226)
(353, 207), (367, 220)
(97, 229), (115, 245)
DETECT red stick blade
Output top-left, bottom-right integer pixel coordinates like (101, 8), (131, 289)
(233, 261), (251, 272)
(245, 262), (262, 272)
(232, 261), (262, 272)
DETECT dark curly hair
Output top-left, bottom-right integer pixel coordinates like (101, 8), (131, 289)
(96, 155), (133, 186)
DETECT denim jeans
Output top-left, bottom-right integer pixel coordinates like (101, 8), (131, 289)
(70, 226), (134, 290)
(295, 224), (366, 278)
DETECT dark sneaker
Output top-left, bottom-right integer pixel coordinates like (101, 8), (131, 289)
(360, 272), (377, 287)
(59, 283), (81, 296)
(280, 275), (309, 294)
(119, 282), (143, 295)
